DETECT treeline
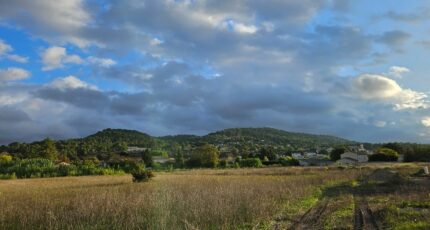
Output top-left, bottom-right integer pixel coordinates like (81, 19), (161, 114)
(174, 144), (299, 169)
(0, 157), (127, 179)
(380, 143), (430, 162)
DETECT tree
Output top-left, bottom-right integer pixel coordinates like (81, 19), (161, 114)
(141, 149), (153, 167)
(188, 144), (220, 168)
(369, 148), (399, 162)
(259, 146), (277, 161)
(174, 151), (185, 168)
(330, 147), (346, 161)
(113, 141), (128, 153)
(40, 138), (58, 161)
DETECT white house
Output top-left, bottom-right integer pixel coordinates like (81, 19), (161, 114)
(304, 152), (317, 157)
(292, 153), (304, 159)
(127, 146), (147, 152)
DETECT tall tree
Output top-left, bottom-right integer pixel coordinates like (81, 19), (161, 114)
(40, 138), (58, 161)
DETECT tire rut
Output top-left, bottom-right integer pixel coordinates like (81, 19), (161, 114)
(354, 196), (380, 230)
(288, 198), (329, 230)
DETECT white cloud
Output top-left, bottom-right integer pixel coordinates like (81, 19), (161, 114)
(0, 0), (91, 47)
(49, 76), (97, 90)
(41, 46), (82, 71)
(221, 20), (258, 34)
(87, 56), (116, 68)
(233, 22), (258, 34)
(0, 40), (12, 54)
(7, 54), (28, 63)
(352, 74), (402, 99)
(389, 65), (410, 78)
(373, 120), (387, 127)
(421, 117), (430, 127)
(0, 40), (28, 63)
(352, 74), (429, 110)
(0, 68), (31, 82)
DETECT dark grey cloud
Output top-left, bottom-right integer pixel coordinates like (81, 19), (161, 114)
(376, 9), (430, 23)
(0, 106), (31, 123)
(33, 87), (110, 109)
(376, 30), (411, 51)
(0, 0), (429, 144)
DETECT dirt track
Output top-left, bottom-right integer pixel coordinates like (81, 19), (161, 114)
(288, 199), (329, 230)
(353, 196), (380, 230)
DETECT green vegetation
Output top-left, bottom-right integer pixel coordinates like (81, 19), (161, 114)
(0, 158), (125, 179)
(131, 167), (154, 182)
(329, 147), (346, 161)
(187, 144), (220, 168)
(369, 147), (399, 161)
(237, 157), (263, 168)
(2, 128), (430, 181)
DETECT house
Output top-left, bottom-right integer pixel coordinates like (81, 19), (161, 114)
(127, 146), (147, 152)
(292, 153), (304, 159)
(304, 152), (317, 158)
(153, 156), (174, 164)
(337, 145), (370, 164)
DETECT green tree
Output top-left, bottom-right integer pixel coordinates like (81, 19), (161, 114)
(330, 147), (346, 161)
(369, 148), (399, 162)
(40, 138), (58, 161)
(141, 149), (153, 167)
(259, 146), (277, 161)
(188, 144), (220, 168)
(113, 141), (128, 153)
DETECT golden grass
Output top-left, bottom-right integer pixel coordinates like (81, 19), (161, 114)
(0, 167), (362, 230)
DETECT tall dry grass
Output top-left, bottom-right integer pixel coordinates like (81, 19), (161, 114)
(0, 167), (361, 230)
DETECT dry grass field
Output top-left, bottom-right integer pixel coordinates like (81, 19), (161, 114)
(0, 164), (429, 230)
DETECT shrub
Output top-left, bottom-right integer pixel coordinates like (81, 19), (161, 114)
(279, 157), (300, 166)
(0, 152), (12, 163)
(131, 168), (154, 182)
(238, 158), (263, 168)
(0, 173), (16, 180)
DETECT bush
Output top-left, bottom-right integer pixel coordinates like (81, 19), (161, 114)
(131, 168), (154, 182)
(0, 152), (12, 163)
(0, 173), (16, 180)
(238, 158), (263, 168)
(279, 157), (300, 166)
(369, 148), (399, 162)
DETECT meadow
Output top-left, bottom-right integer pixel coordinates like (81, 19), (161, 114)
(0, 164), (429, 229)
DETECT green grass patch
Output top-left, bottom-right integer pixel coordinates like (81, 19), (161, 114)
(323, 196), (354, 230)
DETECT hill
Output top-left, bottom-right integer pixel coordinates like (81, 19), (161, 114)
(160, 127), (355, 150)
(84, 128), (156, 147)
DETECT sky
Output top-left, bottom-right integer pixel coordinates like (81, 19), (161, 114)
(1, 0), (430, 144)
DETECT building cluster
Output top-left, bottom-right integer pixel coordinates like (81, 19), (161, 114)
(291, 144), (373, 166)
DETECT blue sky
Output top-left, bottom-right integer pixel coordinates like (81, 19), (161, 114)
(1, 0), (430, 144)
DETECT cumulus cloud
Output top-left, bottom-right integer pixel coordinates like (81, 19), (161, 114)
(351, 74), (429, 110)
(1, 0), (430, 144)
(389, 66), (410, 78)
(0, 39), (12, 54)
(0, 67), (31, 82)
(0, 39), (28, 63)
(422, 117), (430, 127)
(41, 46), (82, 71)
(0, 0), (91, 46)
(49, 76), (97, 91)
(87, 56), (116, 67)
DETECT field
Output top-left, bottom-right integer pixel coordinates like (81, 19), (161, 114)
(0, 164), (429, 230)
